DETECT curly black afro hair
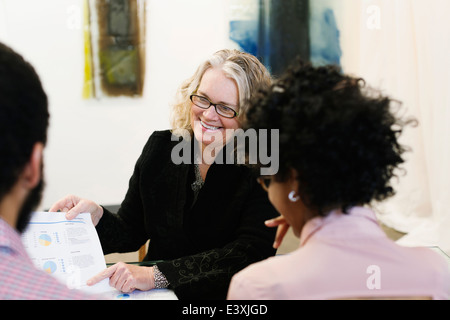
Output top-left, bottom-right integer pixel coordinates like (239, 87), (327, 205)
(245, 59), (417, 215)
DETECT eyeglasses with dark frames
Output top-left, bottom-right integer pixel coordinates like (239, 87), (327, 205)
(190, 94), (239, 119)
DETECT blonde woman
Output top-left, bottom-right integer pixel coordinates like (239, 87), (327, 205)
(50, 49), (278, 300)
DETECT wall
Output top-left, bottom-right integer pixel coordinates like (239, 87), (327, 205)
(311, 0), (450, 253)
(0, 0), (236, 210)
(5, 0), (448, 255)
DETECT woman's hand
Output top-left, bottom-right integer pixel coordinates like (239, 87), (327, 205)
(265, 215), (290, 249)
(87, 262), (155, 293)
(48, 194), (104, 226)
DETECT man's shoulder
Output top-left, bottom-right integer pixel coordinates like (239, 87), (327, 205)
(0, 257), (98, 300)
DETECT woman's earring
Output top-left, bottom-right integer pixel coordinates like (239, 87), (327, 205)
(288, 191), (300, 202)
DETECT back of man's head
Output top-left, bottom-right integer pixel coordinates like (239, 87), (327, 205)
(0, 42), (49, 202)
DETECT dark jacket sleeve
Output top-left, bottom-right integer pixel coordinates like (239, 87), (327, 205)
(156, 182), (278, 300)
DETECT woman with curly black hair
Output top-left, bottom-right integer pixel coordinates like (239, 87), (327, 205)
(227, 60), (450, 300)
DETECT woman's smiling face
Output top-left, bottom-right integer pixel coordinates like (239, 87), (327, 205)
(190, 67), (241, 152)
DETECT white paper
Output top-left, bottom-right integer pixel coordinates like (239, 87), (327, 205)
(21, 211), (111, 295)
(21, 211), (178, 300)
(107, 288), (178, 300)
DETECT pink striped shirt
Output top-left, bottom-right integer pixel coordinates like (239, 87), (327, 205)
(228, 207), (450, 300)
(0, 217), (95, 300)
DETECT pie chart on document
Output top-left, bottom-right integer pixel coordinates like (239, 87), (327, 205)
(39, 234), (52, 246)
(43, 261), (57, 274)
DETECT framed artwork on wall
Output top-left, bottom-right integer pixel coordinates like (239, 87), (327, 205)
(83, 0), (146, 99)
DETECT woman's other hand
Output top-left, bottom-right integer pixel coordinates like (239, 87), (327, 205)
(87, 262), (155, 293)
(48, 194), (104, 226)
(265, 215), (290, 249)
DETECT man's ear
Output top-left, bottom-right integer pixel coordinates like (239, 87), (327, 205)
(21, 142), (43, 189)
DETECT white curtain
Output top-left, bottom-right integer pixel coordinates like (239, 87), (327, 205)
(343, 0), (450, 253)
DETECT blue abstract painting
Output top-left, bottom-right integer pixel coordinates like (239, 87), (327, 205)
(309, 3), (342, 67)
(229, 19), (258, 57)
(227, 0), (342, 73)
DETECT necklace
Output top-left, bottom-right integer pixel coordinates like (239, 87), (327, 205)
(191, 163), (204, 193)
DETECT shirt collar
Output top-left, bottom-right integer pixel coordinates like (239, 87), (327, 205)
(0, 216), (30, 259)
(299, 206), (381, 246)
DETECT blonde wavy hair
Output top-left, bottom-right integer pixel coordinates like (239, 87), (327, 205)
(170, 49), (272, 137)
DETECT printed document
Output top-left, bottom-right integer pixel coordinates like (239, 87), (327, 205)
(21, 211), (111, 295)
(21, 211), (177, 300)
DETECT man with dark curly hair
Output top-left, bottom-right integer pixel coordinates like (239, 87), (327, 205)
(227, 60), (450, 300)
(0, 42), (94, 299)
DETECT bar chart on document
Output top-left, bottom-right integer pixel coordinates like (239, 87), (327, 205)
(21, 212), (111, 294)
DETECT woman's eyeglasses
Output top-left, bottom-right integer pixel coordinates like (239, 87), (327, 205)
(257, 177), (271, 192)
(190, 94), (239, 119)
